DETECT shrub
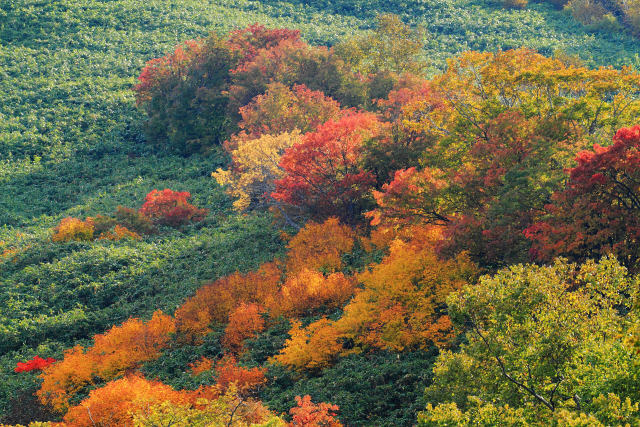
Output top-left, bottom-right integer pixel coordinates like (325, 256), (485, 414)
(61, 374), (204, 427)
(222, 303), (266, 353)
(214, 355), (267, 396)
(232, 82), (342, 144)
(134, 36), (236, 154)
(134, 25), (305, 155)
(97, 225), (142, 241)
(289, 395), (343, 427)
(174, 262), (282, 342)
(273, 269), (355, 318)
(139, 189), (208, 227)
(272, 318), (343, 371)
(188, 357), (215, 376)
(14, 356), (56, 373)
(213, 131), (302, 211)
(228, 38), (367, 114)
(334, 232), (477, 353)
(51, 217), (94, 242)
(114, 206), (156, 235)
(285, 218), (355, 275)
(89, 214), (117, 236)
(272, 112), (383, 223)
(132, 387), (281, 427)
(38, 311), (175, 412)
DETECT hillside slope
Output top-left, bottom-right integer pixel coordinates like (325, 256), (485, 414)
(2, 0), (640, 421)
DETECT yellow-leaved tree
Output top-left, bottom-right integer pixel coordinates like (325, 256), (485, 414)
(213, 131), (301, 211)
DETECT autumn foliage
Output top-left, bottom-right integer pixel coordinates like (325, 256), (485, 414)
(233, 82), (342, 143)
(284, 218), (355, 275)
(526, 125), (640, 268)
(174, 262), (281, 341)
(61, 374), (211, 427)
(14, 356), (56, 373)
(222, 303), (266, 353)
(133, 35), (234, 153)
(50, 200), (158, 245)
(272, 112), (384, 222)
(97, 224), (142, 241)
(188, 356), (214, 376)
(26, 23), (640, 427)
(38, 311), (175, 412)
(214, 131), (302, 211)
(214, 355), (267, 395)
(340, 233), (476, 351)
(289, 395), (343, 427)
(227, 36), (364, 114)
(51, 217), (94, 242)
(274, 227), (477, 370)
(275, 269), (355, 318)
(273, 318), (344, 371)
(139, 189), (208, 227)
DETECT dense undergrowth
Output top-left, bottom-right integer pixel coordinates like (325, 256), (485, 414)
(4, 0), (640, 425)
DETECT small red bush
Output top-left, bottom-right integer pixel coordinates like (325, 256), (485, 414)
(15, 356), (56, 373)
(139, 189), (208, 227)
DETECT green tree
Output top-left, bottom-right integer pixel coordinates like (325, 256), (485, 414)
(335, 14), (427, 76)
(421, 257), (640, 425)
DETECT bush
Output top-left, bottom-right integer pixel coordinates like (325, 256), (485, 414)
(565, 0), (611, 27)
(61, 374), (214, 427)
(51, 217), (94, 242)
(174, 262), (282, 342)
(502, 0), (528, 8)
(284, 218), (355, 275)
(222, 303), (266, 353)
(97, 225), (142, 241)
(89, 214), (117, 236)
(214, 355), (267, 396)
(134, 36), (237, 154)
(14, 356), (56, 373)
(38, 311), (175, 412)
(139, 189), (208, 227)
(114, 206), (156, 235)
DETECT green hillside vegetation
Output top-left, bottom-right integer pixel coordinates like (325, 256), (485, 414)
(3, 0), (640, 424)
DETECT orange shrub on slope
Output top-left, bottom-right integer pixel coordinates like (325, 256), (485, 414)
(62, 374), (201, 427)
(289, 395), (343, 427)
(335, 230), (477, 352)
(38, 311), (175, 412)
(139, 189), (208, 227)
(285, 218), (355, 275)
(97, 225), (142, 241)
(174, 262), (281, 342)
(272, 269), (355, 318)
(222, 303), (266, 353)
(214, 355), (267, 396)
(273, 319), (343, 371)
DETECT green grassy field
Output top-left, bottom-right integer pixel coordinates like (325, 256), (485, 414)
(2, 0), (640, 421)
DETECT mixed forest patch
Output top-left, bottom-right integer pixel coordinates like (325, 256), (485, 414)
(3, 0), (640, 425)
